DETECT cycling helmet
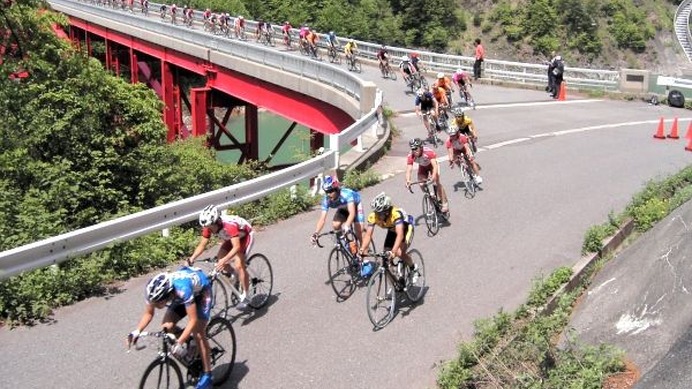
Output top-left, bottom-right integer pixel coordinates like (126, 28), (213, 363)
(416, 87), (426, 97)
(455, 68), (463, 74)
(401, 54), (408, 61)
(409, 138), (423, 150)
(329, 31), (334, 35)
(453, 107), (465, 117)
(437, 72), (445, 79)
(448, 127), (459, 137)
(146, 273), (173, 303)
(238, 15), (243, 19)
(371, 192), (392, 213)
(199, 204), (220, 227)
(284, 21), (289, 24)
(321, 175), (340, 193)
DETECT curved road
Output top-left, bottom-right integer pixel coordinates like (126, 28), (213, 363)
(2, 8), (692, 389)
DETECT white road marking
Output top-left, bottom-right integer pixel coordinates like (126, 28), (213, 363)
(397, 99), (604, 117)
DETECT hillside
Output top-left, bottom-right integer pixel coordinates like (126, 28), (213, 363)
(448, 0), (691, 75)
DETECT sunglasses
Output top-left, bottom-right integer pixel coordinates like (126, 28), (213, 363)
(325, 188), (337, 194)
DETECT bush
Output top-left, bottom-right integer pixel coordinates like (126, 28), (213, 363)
(582, 222), (618, 254)
(629, 197), (668, 231)
(342, 168), (381, 190)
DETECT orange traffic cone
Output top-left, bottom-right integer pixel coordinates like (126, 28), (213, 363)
(654, 117), (666, 139)
(557, 81), (566, 101)
(668, 117), (680, 139)
(685, 122), (692, 151)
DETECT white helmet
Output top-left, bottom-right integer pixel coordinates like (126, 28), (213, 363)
(371, 192), (392, 213)
(455, 68), (463, 74)
(401, 54), (408, 61)
(238, 15), (244, 19)
(437, 72), (445, 79)
(145, 273), (173, 303)
(199, 204), (220, 227)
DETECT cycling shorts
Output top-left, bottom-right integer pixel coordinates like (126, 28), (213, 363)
(170, 285), (213, 322)
(382, 218), (414, 250)
(333, 204), (365, 224)
(217, 231), (255, 259)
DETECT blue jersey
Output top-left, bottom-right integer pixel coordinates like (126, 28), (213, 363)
(321, 187), (360, 211)
(170, 267), (210, 306)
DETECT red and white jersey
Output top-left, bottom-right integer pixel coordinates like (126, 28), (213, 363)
(406, 147), (437, 167)
(202, 214), (253, 240)
(445, 135), (469, 151)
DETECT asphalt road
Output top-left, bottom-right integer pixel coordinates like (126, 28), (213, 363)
(2, 5), (692, 389)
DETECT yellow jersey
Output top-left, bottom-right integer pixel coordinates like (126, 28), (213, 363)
(451, 116), (474, 132)
(367, 207), (409, 230)
(344, 41), (358, 54)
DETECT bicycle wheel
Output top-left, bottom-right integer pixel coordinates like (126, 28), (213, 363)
(404, 249), (426, 302)
(211, 277), (229, 319)
(246, 253), (273, 309)
(463, 165), (476, 196)
(388, 68), (397, 80)
(422, 194), (439, 236)
(139, 358), (184, 389)
(366, 266), (396, 329)
(354, 59), (362, 73)
(327, 247), (358, 300)
(206, 317), (236, 386)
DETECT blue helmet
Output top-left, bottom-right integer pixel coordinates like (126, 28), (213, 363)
(322, 175), (340, 192)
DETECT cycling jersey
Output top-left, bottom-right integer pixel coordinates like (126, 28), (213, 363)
(406, 147), (437, 167)
(202, 214), (253, 240)
(435, 77), (452, 91)
(453, 72), (469, 85)
(344, 42), (357, 54)
(299, 27), (309, 39)
(307, 31), (318, 44)
(367, 207), (409, 230)
(399, 60), (414, 75)
(452, 116), (474, 134)
(445, 134), (470, 151)
(431, 86), (447, 103)
(327, 34), (338, 46)
(170, 267), (211, 305)
(415, 92), (435, 110)
(376, 49), (388, 60)
(321, 188), (364, 223)
(282, 24), (291, 33)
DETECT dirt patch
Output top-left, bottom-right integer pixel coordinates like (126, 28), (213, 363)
(603, 359), (641, 389)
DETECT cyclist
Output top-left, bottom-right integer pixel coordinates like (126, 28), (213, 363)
(344, 38), (358, 62)
(187, 205), (254, 308)
(127, 268), (214, 389)
(434, 72), (454, 105)
(159, 3), (167, 19)
(431, 84), (450, 110)
(376, 44), (389, 74)
(299, 24), (310, 50)
(306, 28), (319, 57)
(234, 15), (245, 38)
(452, 68), (474, 107)
(140, 0), (149, 14)
(449, 107), (479, 152)
(414, 87), (439, 138)
(169, 4), (177, 24)
(256, 19), (265, 41)
(310, 176), (364, 251)
(405, 138), (449, 213)
(399, 54), (417, 86)
(327, 31), (339, 49)
(446, 127), (483, 184)
(358, 192), (417, 278)
(410, 52), (422, 72)
(282, 21), (292, 46)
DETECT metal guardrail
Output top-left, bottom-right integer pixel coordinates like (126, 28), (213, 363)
(0, 151), (338, 280)
(675, 0), (692, 62)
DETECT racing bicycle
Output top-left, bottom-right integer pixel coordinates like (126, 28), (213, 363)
(363, 250), (426, 330)
(314, 230), (375, 301)
(128, 318), (236, 389)
(451, 153), (478, 198)
(408, 179), (448, 236)
(346, 53), (362, 73)
(196, 254), (274, 318)
(379, 61), (397, 80)
(327, 45), (341, 64)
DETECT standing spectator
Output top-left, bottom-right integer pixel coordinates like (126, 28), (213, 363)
(551, 55), (565, 99)
(473, 38), (484, 80)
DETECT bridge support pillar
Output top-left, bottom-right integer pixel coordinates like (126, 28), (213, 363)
(244, 104), (259, 162)
(311, 130), (324, 152)
(161, 61), (180, 142)
(129, 48), (138, 84)
(105, 39), (112, 71)
(191, 87), (210, 137)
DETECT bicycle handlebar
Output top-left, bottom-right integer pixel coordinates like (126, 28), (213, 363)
(407, 179), (433, 193)
(127, 330), (177, 352)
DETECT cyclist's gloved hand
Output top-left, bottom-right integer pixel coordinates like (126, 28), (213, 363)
(385, 251), (394, 260)
(127, 329), (140, 349)
(310, 232), (319, 245)
(171, 342), (187, 359)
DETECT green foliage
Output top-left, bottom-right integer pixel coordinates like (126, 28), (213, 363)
(526, 267), (573, 308)
(629, 197), (668, 231)
(582, 223), (617, 254)
(607, 1), (655, 52)
(522, 0), (559, 37)
(437, 268), (625, 388)
(626, 166), (692, 231)
(531, 35), (560, 55)
(0, 228), (197, 324)
(341, 168), (381, 190)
